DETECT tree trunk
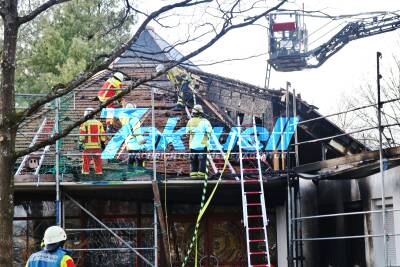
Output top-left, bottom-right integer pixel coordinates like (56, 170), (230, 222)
(0, 1), (19, 266)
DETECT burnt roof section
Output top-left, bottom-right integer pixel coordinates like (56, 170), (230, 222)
(113, 26), (366, 156)
(187, 67), (368, 154)
(295, 146), (400, 180)
(14, 27), (369, 182)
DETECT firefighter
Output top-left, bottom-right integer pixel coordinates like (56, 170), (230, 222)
(79, 108), (106, 175)
(123, 103), (146, 172)
(25, 226), (76, 267)
(97, 72), (125, 132)
(120, 102), (136, 126)
(185, 104), (212, 177)
(156, 64), (195, 111)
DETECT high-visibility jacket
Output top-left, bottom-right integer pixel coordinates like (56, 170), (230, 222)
(125, 117), (145, 151)
(98, 77), (122, 103)
(79, 119), (106, 149)
(166, 67), (191, 87)
(25, 248), (76, 267)
(185, 116), (212, 150)
(119, 109), (141, 127)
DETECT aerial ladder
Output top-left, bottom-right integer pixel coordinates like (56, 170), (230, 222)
(268, 11), (400, 71)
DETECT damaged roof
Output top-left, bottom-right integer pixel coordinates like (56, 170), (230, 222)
(15, 28), (368, 182)
(295, 146), (400, 180)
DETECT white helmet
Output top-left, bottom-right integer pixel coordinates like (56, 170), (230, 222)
(113, 72), (124, 82)
(43, 226), (67, 245)
(125, 102), (136, 109)
(155, 64), (165, 73)
(84, 107), (94, 117)
(192, 104), (203, 114)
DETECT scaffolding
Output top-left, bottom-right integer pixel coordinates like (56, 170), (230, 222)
(285, 52), (400, 267)
(15, 77), (160, 266)
(15, 72), (277, 266)
(14, 51), (400, 266)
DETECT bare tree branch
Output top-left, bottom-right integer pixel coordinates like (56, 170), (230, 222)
(98, 0), (133, 38)
(14, 0), (287, 158)
(15, 0), (212, 126)
(17, 0), (71, 25)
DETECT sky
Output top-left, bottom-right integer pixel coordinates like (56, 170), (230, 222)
(136, 0), (400, 115)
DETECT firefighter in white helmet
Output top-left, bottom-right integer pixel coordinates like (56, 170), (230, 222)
(25, 226), (76, 267)
(122, 103), (146, 172)
(97, 72), (126, 132)
(185, 104), (212, 177)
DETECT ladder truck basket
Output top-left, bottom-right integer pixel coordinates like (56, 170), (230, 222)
(268, 12), (308, 59)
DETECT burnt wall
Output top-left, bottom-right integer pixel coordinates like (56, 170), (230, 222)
(299, 179), (365, 267)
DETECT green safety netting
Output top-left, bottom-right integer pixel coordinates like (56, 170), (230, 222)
(56, 92), (151, 181)
(16, 92), (153, 181)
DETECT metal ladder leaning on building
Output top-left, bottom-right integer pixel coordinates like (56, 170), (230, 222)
(238, 116), (271, 267)
(15, 117), (55, 176)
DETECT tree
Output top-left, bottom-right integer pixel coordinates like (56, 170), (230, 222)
(16, 0), (135, 94)
(0, 0), (287, 265)
(332, 58), (400, 149)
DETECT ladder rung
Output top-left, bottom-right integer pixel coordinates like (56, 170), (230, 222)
(242, 168), (258, 171)
(240, 124), (255, 127)
(248, 227), (264, 231)
(245, 191), (261, 195)
(243, 157), (256, 160)
(243, 180), (260, 183)
(250, 251), (267, 255)
(249, 239), (266, 243)
(251, 265), (268, 267)
(247, 203), (261, 206)
(247, 215), (263, 218)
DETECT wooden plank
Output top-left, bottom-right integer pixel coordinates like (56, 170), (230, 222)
(152, 181), (173, 266)
(295, 146), (400, 173)
(195, 93), (234, 127)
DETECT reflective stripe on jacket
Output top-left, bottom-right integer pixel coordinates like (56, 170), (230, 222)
(26, 248), (76, 267)
(185, 116), (212, 150)
(79, 119), (106, 149)
(98, 77), (122, 103)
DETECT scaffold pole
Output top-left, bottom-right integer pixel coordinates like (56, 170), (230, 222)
(376, 51), (388, 266)
(55, 98), (61, 226)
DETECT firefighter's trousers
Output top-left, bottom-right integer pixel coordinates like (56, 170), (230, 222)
(190, 148), (207, 173)
(82, 148), (103, 175)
